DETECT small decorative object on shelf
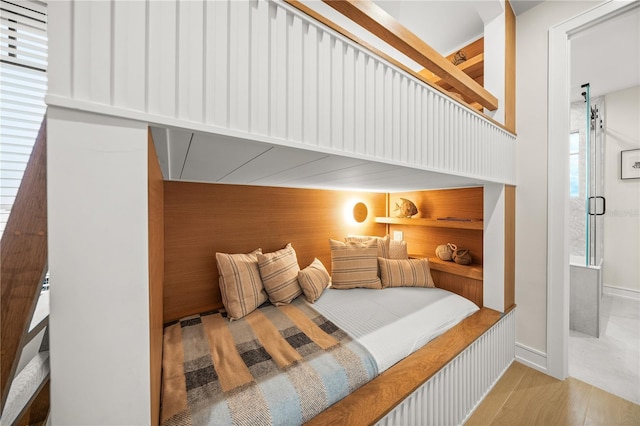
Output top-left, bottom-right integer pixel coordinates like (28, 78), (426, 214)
(453, 248), (472, 265)
(394, 198), (418, 218)
(435, 243), (457, 261)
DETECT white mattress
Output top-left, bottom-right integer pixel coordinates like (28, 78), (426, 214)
(311, 287), (479, 372)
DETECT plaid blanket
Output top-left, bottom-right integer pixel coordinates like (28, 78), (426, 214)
(161, 298), (377, 425)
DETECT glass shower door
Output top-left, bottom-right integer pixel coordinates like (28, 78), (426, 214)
(583, 83), (605, 267)
(569, 83), (605, 337)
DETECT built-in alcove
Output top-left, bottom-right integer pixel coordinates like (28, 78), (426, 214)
(162, 182), (487, 321)
(380, 187), (485, 306)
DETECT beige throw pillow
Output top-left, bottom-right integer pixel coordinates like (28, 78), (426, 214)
(345, 234), (390, 258)
(257, 243), (302, 305)
(330, 239), (382, 289)
(389, 239), (408, 259)
(298, 258), (331, 303)
(378, 257), (435, 288)
(216, 249), (268, 320)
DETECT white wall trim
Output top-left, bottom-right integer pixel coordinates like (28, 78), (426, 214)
(546, 0), (640, 381)
(515, 342), (547, 374)
(603, 284), (640, 300)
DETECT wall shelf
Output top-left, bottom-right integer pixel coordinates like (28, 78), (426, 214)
(375, 216), (483, 230)
(410, 255), (483, 281)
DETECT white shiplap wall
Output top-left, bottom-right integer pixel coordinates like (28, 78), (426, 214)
(46, 0), (515, 186)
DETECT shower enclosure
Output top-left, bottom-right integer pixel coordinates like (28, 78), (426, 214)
(569, 83), (605, 337)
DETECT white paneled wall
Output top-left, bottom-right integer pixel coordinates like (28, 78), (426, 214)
(47, 0), (515, 185)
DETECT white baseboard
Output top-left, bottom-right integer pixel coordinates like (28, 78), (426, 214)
(603, 284), (640, 300)
(515, 342), (547, 374)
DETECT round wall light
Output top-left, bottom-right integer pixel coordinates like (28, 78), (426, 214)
(352, 202), (368, 223)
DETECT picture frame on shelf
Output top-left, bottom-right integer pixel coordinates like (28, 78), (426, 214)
(621, 148), (640, 180)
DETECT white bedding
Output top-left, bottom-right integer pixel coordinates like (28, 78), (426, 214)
(311, 287), (479, 372)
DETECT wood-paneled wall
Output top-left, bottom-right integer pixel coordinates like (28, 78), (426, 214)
(504, 185), (516, 310)
(163, 182), (386, 322)
(505, 0), (516, 133)
(387, 187), (484, 264)
(431, 270), (483, 307)
(147, 132), (164, 425)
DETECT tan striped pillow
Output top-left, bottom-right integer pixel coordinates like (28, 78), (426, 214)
(345, 234), (390, 258)
(257, 243), (302, 305)
(378, 257), (435, 288)
(216, 249), (268, 320)
(298, 258), (331, 303)
(330, 239), (382, 289)
(389, 239), (408, 259)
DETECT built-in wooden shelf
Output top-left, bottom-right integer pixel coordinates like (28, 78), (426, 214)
(410, 255), (483, 281)
(375, 217), (483, 230)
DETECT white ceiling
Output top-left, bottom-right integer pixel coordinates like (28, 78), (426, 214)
(151, 127), (485, 193)
(570, 5), (640, 101)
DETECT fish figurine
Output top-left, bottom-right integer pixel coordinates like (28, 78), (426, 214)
(394, 198), (418, 218)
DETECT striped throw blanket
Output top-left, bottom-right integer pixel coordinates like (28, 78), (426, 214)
(161, 298), (377, 425)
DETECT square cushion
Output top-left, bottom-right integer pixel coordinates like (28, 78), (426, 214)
(298, 258), (331, 303)
(257, 243), (302, 305)
(378, 257), (435, 288)
(389, 239), (408, 259)
(216, 249), (267, 320)
(330, 239), (382, 289)
(345, 234), (390, 258)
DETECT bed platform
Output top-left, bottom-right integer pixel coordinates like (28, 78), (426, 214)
(161, 274), (515, 425)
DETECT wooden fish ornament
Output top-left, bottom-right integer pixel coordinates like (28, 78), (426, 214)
(394, 198), (418, 218)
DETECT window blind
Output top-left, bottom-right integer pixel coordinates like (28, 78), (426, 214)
(0, 0), (47, 237)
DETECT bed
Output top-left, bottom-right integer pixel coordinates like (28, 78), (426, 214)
(161, 287), (480, 425)
(159, 233), (510, 425)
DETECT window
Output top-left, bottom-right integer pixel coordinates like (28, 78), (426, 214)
(0, 0), (48, 238)
(569, 131), (580, 197)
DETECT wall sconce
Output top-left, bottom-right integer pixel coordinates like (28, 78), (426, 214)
(352, 202), (368, 223)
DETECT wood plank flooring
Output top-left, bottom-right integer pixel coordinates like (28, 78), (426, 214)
(466, 362), (640, 426)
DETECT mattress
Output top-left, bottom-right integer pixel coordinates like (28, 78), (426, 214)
(311, 287), (480, 372)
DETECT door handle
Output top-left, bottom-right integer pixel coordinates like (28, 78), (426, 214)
(588, 196), (606, 216)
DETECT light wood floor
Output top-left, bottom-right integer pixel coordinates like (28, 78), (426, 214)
(466, 361), (640, 426)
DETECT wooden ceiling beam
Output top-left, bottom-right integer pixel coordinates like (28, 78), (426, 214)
(424, 54), (485, 87)
(322, 0), (498, 111)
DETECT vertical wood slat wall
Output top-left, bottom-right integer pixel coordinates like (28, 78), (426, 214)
(47, 0), (516, 186)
